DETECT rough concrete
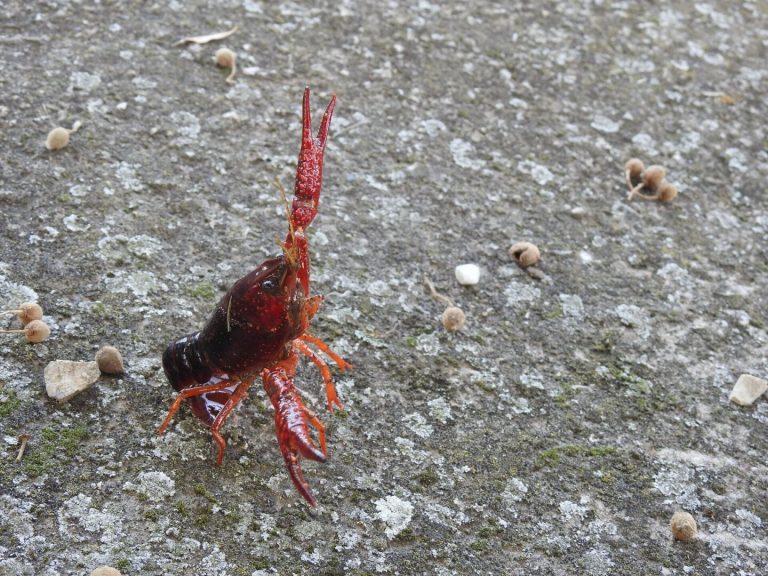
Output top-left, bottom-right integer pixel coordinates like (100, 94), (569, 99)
(1, 1), (767, 574)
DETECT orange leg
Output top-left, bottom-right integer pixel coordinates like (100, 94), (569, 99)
(157, 380), (237, 435)
(302, 404), (327, 456)
(299, 333), (352, 371)
(293, 339), (343, 412)
(209, 377), (254, 465)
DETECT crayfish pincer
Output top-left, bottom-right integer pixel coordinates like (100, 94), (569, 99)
(158, 88), (350, 506)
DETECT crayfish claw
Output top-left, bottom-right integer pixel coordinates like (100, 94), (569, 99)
(292, 88), (337, 231)
(315, 91), (336, 150)
(262, 366), (328, 506)
(283, 450), (318, 507)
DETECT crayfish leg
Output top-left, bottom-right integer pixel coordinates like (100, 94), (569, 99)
(157, 376), (238, 435)
(299, 333), (352, 372)
(210, 378), (254, 465)
(293, 339), (343, 412)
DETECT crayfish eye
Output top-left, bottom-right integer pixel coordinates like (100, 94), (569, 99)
(261, 278), (279, 293)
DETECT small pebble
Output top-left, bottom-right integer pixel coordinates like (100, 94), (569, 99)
(441, 306), (465, 331)
(670, 511), (697, 541)
(96, 345), (125, 374)
(44, 360), (101, 402)
(454, 264), (480, 286)
(90, 567), (122, 576)
(729, 374), (768, 406)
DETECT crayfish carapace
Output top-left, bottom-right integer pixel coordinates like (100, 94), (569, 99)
(159, 88), (349, 506)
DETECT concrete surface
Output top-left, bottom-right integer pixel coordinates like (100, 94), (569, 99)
(1, 0), (767, 574)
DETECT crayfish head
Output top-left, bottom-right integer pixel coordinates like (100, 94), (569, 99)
(219, 254), (306, 344)
(235, 255), (303, 334)
(199, 255), (307, 372)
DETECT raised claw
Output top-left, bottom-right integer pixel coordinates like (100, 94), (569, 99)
(262, 366), (327, 506)
(291, 87), (337, 231)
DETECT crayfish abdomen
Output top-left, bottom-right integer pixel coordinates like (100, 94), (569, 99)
(158, 89), (348, 507)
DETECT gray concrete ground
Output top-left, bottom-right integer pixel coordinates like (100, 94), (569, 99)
(1, 1), (767, 574)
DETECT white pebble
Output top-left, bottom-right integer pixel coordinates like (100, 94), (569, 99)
(729, 374), (768, 406)
(44, 360), (101, 402)
(455, 264), (480, 286)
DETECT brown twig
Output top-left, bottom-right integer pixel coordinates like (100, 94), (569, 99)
(423, 276), (454, 307)
(16, 434), (30, 462)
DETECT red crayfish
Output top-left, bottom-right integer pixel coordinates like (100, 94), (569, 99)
(158, 88), (349, 506)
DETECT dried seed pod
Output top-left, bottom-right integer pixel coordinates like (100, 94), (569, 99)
(215, 47), (236, 68)
(441, 306), (466, 331)
(0, 319), (50, 343)
(656, 180), (678, 202)
(45, 121), (81, 151)
(509, 242), (541, 268)
(670, 511), (697, 541)
(46, 127), (70, 150)
(215, 47), (237, 84)
(24, 320), (51, 342)
(624, 158), (645, 186)
(96, 345), (125, 374)
(642, 165), (667, 191)
(1, 302), (43, 326)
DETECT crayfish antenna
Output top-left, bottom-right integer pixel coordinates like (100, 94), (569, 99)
(274, 177), (298, 266)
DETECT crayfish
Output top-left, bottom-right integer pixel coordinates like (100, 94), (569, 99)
(158, 88), (349, 506)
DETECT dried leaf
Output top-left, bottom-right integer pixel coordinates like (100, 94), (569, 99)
(174, 25), (238, 46)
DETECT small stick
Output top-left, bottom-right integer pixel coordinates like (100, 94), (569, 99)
(624, 168), (636, 194)
(423, 276), (454, 307)
(16, 434), (30, 462)
(225, 60), (237, 85)
(627, 184), (659, 201)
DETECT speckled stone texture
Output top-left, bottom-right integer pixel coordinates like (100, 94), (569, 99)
(1, 1), (767, 575)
